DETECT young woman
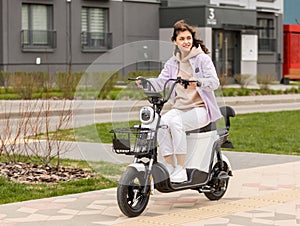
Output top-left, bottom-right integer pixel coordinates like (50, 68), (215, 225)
(138, 20), (222, 183)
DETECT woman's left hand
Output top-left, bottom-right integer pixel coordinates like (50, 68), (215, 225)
(189, 77), (200, 88)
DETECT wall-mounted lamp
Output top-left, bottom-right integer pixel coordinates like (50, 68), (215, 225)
(36, 57), (41, 65)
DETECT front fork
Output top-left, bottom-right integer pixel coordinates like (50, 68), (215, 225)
(132, 155), (155, 195)
(142, 158), (154, 194)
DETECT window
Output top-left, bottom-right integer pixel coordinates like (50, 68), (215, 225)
(21, 4), (56, 49)
(81, 7), (111, 50)
(257, 18), (276, 52)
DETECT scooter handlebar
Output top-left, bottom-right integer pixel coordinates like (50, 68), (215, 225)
(128, 77), (154, 90)
(129, 77), (201, 103)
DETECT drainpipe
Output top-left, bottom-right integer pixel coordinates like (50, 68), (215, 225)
(66, 0), (72, 74)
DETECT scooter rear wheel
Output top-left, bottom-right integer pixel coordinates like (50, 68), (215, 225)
(204, 163), (229, 201)
(117, 167), (150, 217)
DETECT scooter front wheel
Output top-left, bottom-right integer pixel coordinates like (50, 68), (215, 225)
(117, 167), (150, 217)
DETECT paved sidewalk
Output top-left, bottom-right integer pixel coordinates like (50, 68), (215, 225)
(0, 152), (300, 226)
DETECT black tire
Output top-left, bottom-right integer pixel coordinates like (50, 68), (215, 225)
(204, 163), (229, 201)
(117, 167), (150, 217)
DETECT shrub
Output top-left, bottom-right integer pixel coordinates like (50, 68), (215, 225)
(56, 72), (83, 99)
(257, 74), (276, 90)
(97, 72), (120, 99)
(234, 74), (252, 89)
(0, 100), (73, 167)
(10, 71), (45, 99)
(0, 71), (11, 93)
(218, 75), (231, 89)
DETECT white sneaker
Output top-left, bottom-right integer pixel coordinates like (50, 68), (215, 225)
(170, 166), (187, 183)
(164, 163), (175, 175)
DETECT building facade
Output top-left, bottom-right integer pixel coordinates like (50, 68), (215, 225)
(0, 0), (284, 82)
(160, 0), (284, 81)
(0, 0), (160, 74)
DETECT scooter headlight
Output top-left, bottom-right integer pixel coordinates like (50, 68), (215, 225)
(140, 106), (155, 124)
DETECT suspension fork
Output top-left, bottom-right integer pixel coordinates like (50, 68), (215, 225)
(141, 106), (161, 194)
(142, 157), (155, 194)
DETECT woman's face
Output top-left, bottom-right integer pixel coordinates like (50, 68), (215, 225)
(174, 30), (193, 54)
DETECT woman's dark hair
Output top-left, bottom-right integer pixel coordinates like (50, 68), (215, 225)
(171, 20), (209, 54)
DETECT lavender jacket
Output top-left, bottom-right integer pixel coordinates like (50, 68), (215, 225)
(149, 52), (222, 122)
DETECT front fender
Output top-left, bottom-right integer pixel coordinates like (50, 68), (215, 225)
(127, 163), (146, 172)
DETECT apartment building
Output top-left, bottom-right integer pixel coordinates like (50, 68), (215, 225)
(0, 0), (283, 81)
(0, 0), (160, 74)
(160, 0), (283, 81)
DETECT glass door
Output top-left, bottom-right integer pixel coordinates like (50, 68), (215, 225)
(212, 30), (241, 77)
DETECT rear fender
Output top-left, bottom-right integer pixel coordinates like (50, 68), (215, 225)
(212, 153), (233, 176)
(221, 154), (233, 175)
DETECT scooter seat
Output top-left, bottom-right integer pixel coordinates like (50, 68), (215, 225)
(186, 122), (216, 134)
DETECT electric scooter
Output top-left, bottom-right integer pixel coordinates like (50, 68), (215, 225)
(110, 77), (235, 217)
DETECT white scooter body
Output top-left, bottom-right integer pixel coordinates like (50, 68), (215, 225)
(186, 130), (232, 174)
(127, 108), (232, 189)
(128, 131), (232, 174)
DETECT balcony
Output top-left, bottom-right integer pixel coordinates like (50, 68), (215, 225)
(81, 32), (112, 51)
(21, 30), (57, 50)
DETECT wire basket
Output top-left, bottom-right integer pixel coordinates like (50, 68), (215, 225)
(110, 127), (156, 156)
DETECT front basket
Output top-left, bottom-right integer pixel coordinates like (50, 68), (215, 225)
(110, 127), (155, 155)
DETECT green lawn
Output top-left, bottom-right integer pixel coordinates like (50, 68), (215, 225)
(0, 176), (116, 205)
(56, 110), (300, 156)
(229, 110), (300, 155)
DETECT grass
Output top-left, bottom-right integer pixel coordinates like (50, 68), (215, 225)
(49, 121), (140, 143)
(0, 176), (116, 205)
(51, 111), (300, 156)
(229, 110), (300, 155)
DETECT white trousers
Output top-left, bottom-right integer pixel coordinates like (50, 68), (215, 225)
(158, 107), (209, 157)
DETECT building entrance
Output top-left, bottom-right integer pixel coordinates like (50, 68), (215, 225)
(212, 30), (241, 77)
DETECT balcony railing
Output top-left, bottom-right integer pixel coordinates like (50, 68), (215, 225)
(258, 38), (276, 52)
(21, 30), (57, 49)
(81, 32), (112, 50)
